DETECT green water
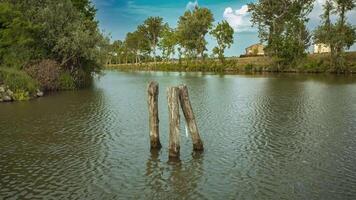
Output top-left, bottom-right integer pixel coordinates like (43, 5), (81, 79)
(1, 71), (356, 199)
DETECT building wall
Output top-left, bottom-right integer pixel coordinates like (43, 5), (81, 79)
(246, 44), (265, 56)
(314, 44), (331, 54)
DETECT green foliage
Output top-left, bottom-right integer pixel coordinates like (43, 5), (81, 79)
(59, 72), (76, 90)
(37, 0), (108, 73)
(159, 26), (177, 62)
(70, 0), (97, 21)
(244, 64), (254, 72)
(138, 17), (166, 64)
(249, 0), (314, 67)
(0, 0), (107, 94)
(12, 89), (30, 101)
(210, 21), (234, 63)
(0, 67), (38, 94)
(176, 7), (214, 59)
(0, 2), (41, 68)
(314, 0), (356, 72)
(125, 30), (150, 64)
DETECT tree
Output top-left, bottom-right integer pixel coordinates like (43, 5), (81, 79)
(111, 40), (125, 64)
(70, 0), (97, 21)
(210, 20), (234, 63)
(36, 0), (108, 74)
(193, 7), (214, 59)
(249, 0), (314, 68)
(138, 17), (165, 65)
(125, 30), (150, 64)
(159, 26), (177, 62)
(314, 0), (356, 72)
(177, 7), (214, 61)
(0, 2), (40, 68)
(0, 0), (108, 88)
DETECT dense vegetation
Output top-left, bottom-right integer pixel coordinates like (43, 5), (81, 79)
(108, 1), (356, 74)
(314, 0), (356, 72)
(0, 0), (108, 101)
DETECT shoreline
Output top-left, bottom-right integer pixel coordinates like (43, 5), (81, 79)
(106, 52), (356, 74)
(106, 64), (356, 75)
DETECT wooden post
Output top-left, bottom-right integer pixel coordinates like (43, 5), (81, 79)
(167, 87), (180, 159)
(179, 85), (204, 151)
(148, 81), (161, 149)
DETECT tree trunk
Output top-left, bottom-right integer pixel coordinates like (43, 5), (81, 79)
(148, 81), (161, 149)
(153, 46), (157, 66)
(178, 85), (204, 151)
(167, 87), (180, 159)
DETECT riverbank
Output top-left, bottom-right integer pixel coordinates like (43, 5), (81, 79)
(0, 60), (91, 103)
(107, 52), (356, 74)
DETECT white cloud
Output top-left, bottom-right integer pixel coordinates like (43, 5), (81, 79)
(186, 0), (198, 11)
(223, 5), (255, 32)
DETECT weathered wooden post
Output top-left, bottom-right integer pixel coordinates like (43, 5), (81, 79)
(179, 85), (204, 151)
(148, 81), (162, 149)
(167, 87), (181, 159)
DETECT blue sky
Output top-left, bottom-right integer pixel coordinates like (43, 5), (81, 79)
(92, 0), (356, 56)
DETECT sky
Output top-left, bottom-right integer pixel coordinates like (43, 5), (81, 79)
(92, 0), (356, 57)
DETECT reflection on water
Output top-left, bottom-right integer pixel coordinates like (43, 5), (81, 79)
(1, 71), (356, 199)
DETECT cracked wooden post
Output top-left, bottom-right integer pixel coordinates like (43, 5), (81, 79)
(167, 87), (180, 159)
(148, 81), (161, 149)
(179, 85), (204, 151)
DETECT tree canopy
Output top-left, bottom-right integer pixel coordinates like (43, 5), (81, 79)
(249, 0), (314, 67)
(0, 0), (108, 88)
(211, 20), (234, 63)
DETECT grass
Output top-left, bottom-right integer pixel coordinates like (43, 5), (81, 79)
(0, 67), (39, 100)
(0, 67), (38, 93)
(107, 52), (356, 74)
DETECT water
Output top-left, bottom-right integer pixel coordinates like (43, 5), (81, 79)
(1, 70), (356, 199)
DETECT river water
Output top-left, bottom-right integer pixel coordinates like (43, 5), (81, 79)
(1, 70), (356, 199)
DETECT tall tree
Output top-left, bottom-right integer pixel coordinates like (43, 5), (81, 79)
(314, 0), (356, 72)
(249, 0), (314, 67)
(125, 30), (150, 64)
(210, 20), (234, 63)
(177, 7), (214, 61)
(159, 26), (177, 62)
(0, 0), (108, 85)
(70, 0), (97, 21)
(138, 17), (165, 65)
(0, 2), (41, 68)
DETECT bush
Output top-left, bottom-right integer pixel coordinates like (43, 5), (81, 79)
(12, 89), (30, 101)
(24, 59), (61, 91)
(244, 64), (254, 72)
(72, 69), (93, 88)
(59, 72), (75, 90)
(0, 67), (38, 94)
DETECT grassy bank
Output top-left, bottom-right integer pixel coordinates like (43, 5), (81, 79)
(0, 68), (39, 101)
(107, 52), (356, 74)
(0, 60), (92, 102)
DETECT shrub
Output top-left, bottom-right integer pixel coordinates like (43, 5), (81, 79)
(0, 67), (38, 94)
(72, 69), (93, 88)
(244, 64), (254, 72)
(12, 89), (30, 101)
(24, 59), (61, 91)
(59, 72), (75, 90)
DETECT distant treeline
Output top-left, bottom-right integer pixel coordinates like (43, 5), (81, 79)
(108, 0), (356, 73)
(107, 7), (234, 65)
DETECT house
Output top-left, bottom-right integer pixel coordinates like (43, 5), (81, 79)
(314, 43), (331, 54)
(245, 44), (265, 56)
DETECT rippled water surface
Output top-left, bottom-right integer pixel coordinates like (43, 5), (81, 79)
(1, 71), (356, 199)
